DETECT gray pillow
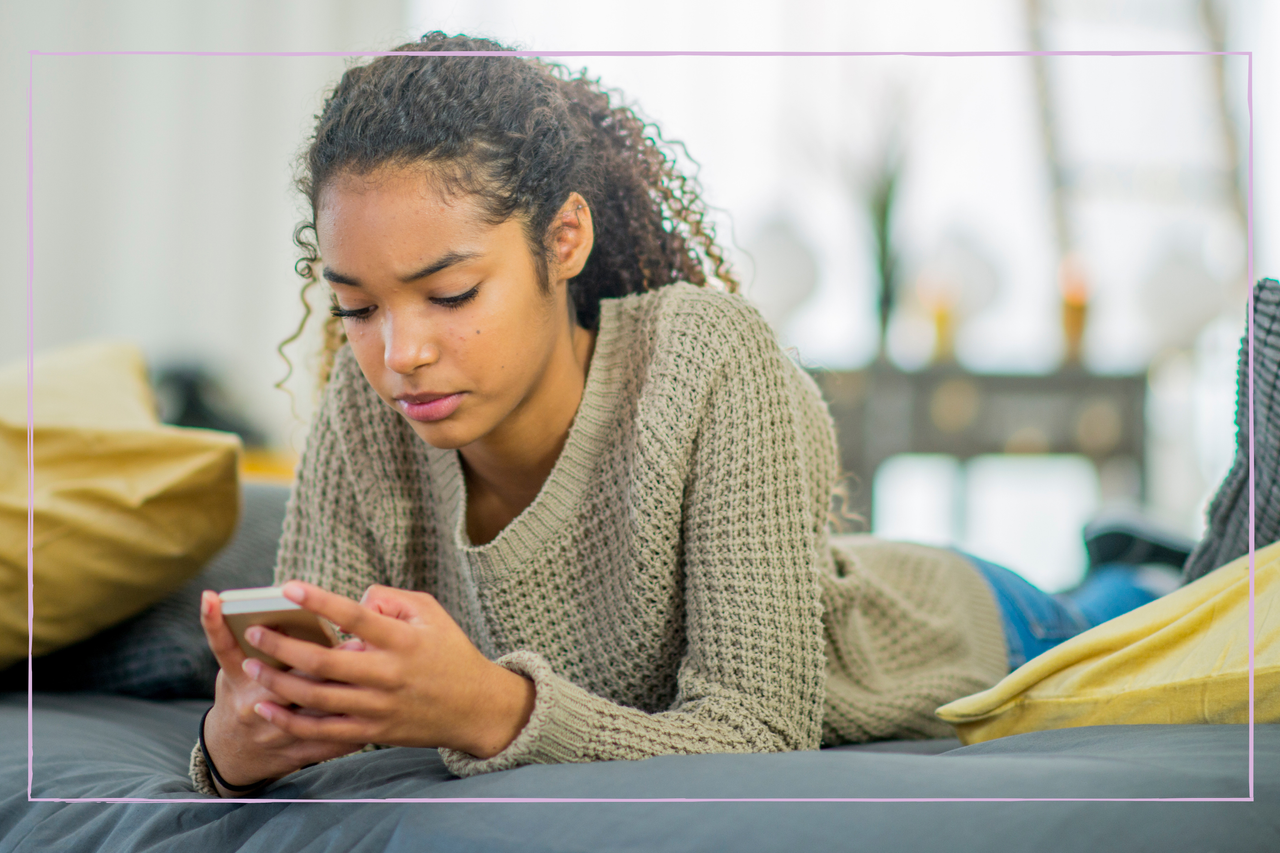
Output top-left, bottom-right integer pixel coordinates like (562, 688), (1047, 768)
(0, 483), (289, 698)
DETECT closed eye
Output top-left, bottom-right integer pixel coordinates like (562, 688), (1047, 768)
(329, 297), (373, 321)
(433, 285), (480, 310)
(329, 285), (480, 321)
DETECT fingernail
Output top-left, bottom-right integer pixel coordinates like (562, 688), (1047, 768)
(281, 583), (303, 603)
(200, 592), (212, 617)
(242, 658), (261, 678)
(246, 627), (262, 646)
(253, 703), (270, 720)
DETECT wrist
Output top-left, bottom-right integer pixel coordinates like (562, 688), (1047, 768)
(462, 663), (536, 759)
(200, 708), (275, 796)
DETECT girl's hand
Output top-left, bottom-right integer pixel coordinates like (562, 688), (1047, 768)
(237, 581), (536, 759)
(198, 591), (367, 797)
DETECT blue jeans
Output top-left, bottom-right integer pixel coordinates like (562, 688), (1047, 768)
(962, 553), (1163, 672)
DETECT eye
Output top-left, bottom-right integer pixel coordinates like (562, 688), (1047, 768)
(329, 296), (373, 322)
(432, 285), (480, 311)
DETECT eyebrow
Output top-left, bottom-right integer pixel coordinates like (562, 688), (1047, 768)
(322, 250), (483, 287)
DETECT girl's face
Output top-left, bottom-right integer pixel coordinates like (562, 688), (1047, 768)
(315, 164), (590, 453)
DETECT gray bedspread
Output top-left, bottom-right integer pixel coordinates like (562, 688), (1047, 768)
(3, 693), (1278, 852)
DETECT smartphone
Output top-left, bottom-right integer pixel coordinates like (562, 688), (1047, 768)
(219, 586), (340, 670)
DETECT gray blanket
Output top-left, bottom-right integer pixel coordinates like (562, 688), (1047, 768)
(3, 693), (1278, 852)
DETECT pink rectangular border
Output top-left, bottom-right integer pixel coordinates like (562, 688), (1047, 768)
(24, 48), (1256, 804)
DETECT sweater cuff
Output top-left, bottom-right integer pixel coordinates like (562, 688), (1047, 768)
(439, 649), (596, 777)
(188, 741), (219, 796)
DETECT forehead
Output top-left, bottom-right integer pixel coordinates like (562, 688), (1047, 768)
(316, 164), (492, 243)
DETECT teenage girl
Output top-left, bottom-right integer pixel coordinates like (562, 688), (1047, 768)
(192, 33), (1166, 797)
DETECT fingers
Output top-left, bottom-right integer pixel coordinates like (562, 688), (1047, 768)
(253, 701), (376, 744)
(200, 591), (248, 679)
(359, 584), (436, 623)
(214, 666), (294, 731)
(281, 581), (404, 648)
(243, 657), (385, 717)
(244, 625), (394, 689)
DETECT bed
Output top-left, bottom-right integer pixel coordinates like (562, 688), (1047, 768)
(3, 485), (1278, 852)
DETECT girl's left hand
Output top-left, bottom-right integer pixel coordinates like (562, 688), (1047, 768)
(241, 581), (536, 759)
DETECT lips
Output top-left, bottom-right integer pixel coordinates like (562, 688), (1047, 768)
(394, 391), (465, 423)
(396, 392), (456, 404)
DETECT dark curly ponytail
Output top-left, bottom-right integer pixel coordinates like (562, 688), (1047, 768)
(279, 32), (739, 391)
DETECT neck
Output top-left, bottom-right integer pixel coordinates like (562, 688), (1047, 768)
(459, 319), (596, 518)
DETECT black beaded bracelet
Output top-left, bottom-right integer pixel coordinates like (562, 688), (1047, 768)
(199, 708), (271, 794)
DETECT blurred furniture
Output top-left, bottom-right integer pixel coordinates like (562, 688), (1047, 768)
(152, 367), (298, 483)
(152, 366), (265, 447)
(812, 361), (1146, 525)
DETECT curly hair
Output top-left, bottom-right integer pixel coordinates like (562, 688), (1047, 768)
(278, 31), (740, 392)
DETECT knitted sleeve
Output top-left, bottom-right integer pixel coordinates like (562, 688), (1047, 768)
(440, 296), (831, 776)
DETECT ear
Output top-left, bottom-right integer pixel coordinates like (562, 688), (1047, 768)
(548, 192), (594, 283)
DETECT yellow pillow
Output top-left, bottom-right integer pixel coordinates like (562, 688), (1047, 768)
(0, 341), (241, 669)
(936, 540), (1280, 744)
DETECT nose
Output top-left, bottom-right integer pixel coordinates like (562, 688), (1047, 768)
(382, 311), (440, 375)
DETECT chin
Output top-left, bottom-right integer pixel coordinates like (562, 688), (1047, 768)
(406, 418), (475, 451)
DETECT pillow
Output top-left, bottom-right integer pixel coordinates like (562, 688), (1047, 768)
(0, 341), (241, 669)
(936, 540), (1280, 744)
(0, 482), (287, 698)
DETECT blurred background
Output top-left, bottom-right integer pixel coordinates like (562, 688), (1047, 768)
(2, 0), (1273, 591)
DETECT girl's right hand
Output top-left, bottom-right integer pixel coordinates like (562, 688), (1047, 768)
(198, 590), (367, 797)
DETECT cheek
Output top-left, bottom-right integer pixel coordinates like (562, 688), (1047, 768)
(343, 323), (378, 359)
(343, 326), (391, 392)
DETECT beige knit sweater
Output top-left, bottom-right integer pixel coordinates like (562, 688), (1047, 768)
(190, 282), (1006, 793)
